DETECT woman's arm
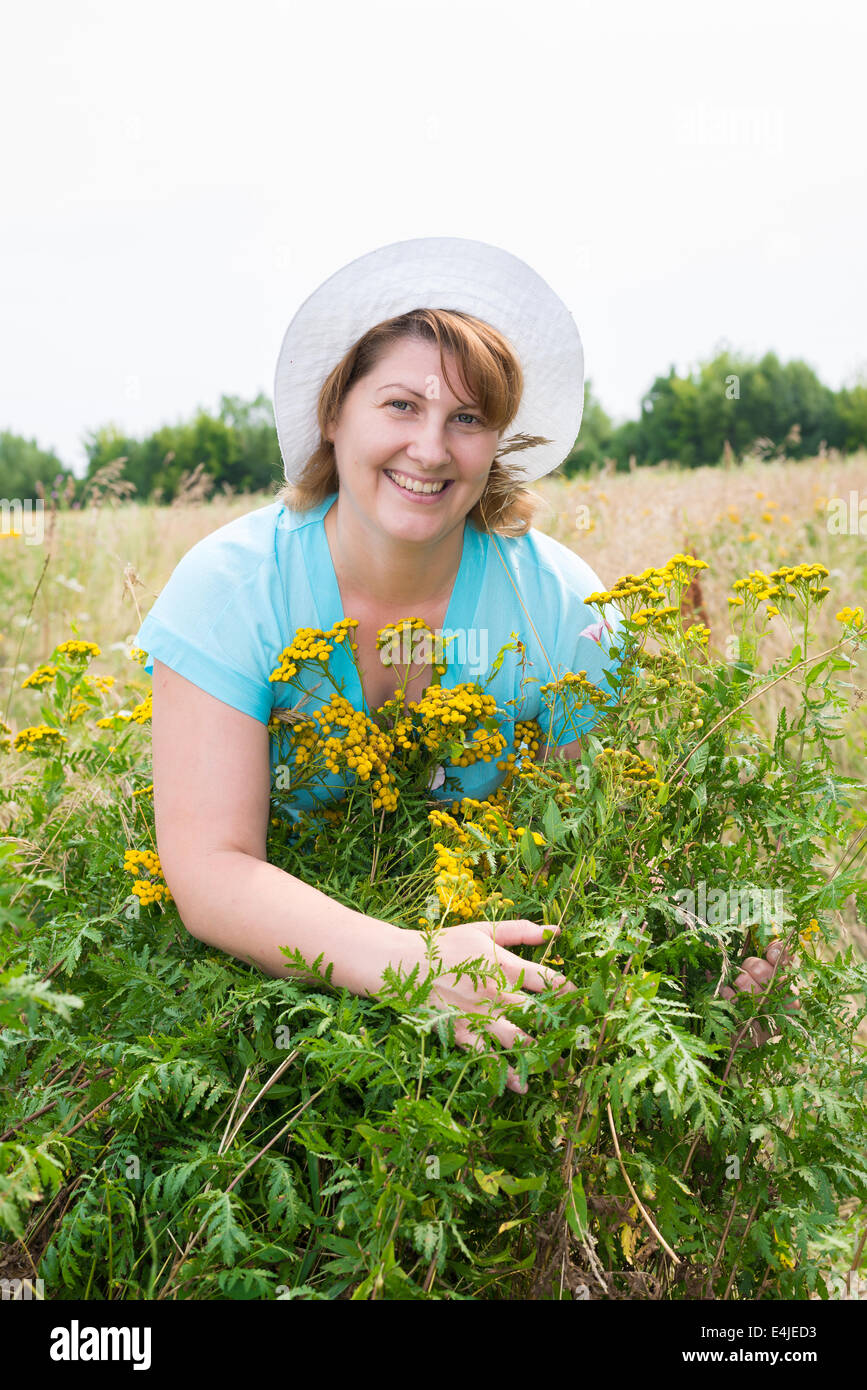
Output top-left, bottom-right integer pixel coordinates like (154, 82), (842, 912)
(150, 660), (419, 995)
(150, 662), (574, 1098)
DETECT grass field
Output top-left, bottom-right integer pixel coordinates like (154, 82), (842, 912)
(4, 448), (864, 946)
(1, 449), (866, 1300)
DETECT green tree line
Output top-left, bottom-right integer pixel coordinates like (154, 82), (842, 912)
(2, 352), (867, 504)
(566, 350), (867, 473)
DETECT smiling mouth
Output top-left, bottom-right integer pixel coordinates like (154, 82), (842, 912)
(383, 469), (454, 496)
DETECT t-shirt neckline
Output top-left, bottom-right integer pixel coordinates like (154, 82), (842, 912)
(301, 491), (483, 712)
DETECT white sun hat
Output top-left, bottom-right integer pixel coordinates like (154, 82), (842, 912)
(272, 235), (584, 487)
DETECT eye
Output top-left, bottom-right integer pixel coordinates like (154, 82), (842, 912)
(387, 400), (482, 425)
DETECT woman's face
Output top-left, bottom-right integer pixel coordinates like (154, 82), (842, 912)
(324, 337), (502, 542)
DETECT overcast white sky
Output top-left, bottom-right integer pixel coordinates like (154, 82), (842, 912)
(3, 0), (866, 477)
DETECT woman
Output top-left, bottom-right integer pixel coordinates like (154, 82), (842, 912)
(133, 237), (786, 1092)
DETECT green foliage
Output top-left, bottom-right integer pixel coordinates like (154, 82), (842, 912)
(0, 560), (865, 1299)
(561, 380), (615, 471)
(0, 432), (71, 499)
(562, 349), (855, 474)
(80, 394), (283, 503)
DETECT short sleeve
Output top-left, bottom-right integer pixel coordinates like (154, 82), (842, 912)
(132, 509), (287, 724)
(531, 546), (624, 749)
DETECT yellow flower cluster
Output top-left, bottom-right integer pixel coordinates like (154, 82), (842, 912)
(515, 826), (546, 846)
(0, 719), (11, 752)
(496, 718), (543, 777)
(428, 794), (542, 859)
(59, 673), (118, 725)
(585, 572), (667, 609)
(728, 562), (831, 616)
(56, 640), (101, 661)
(835, 606), (864, 627)
(535, 671), (609, 748)
(416, 839), (517, 926)
(129, 878), (170, 906)
(440, 793), (516, 835)
(408, 685), (507, 766)
(124, 847), (162, 875)
(71, 674), (112, 698)
(132, 783), (154, 799)
(375, 616), (448, 676)
(123, 848), (171, 905)
(585, 555), (708, 623)
(595, 746), (663, 794)
(283, 691), (398, 810)
(800, 917), (820, 946)
(658, 553), (710, 585)
(539, 669), (609, 705)
(268, 619), (358, 684)
(21, 663), (58, 689)
(428, 841), (486, 920)
(628, 605), (679, 630)
(770, 561), (829, 585)
(427, 806), (472, 845)
(13, 724), (68, 754)
(369, 773), (398, 812)
(728, 568), (781, 609)
(427, 793), (553, 907)
(128, 647), (147, 665)
(129, 692), (152, 724)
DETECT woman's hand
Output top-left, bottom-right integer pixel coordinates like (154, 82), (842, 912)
(414, 919), (578, 1094)
(708, 938), (801, 1049)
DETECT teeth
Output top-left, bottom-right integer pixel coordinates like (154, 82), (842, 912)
(385, 470), (448, 495)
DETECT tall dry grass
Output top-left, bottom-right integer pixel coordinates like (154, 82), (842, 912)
(2, 449), (864, 735)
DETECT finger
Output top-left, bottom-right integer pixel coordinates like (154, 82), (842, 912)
(741, 956), (774, 986)
(476, 918), (562, 949)
(732, 970), (764, 995)
(523, 964), (579, 995)
(454, 1020), (528, 1094)
(454, 1015), (532, 1094)
(765, 940), (790, 966)
(494, 948), (578, 996)
(459, 988), (541, 1040)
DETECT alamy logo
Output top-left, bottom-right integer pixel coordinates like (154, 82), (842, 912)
(673, 882), (784, 927)
(0, 498), (44, 545)
(49, 1319), (152, 1371)
(379, 625), (489, 677)
(0, 1276), (44, 1299)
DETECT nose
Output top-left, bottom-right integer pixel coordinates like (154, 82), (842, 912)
(403, 414), (453, 468)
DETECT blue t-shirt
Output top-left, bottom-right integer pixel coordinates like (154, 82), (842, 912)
(133, 493), (622, 822)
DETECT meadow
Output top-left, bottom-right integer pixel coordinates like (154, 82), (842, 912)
(0, 448), (865, 1300)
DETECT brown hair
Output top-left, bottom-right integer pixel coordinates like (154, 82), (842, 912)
(273, 308), (554, 537)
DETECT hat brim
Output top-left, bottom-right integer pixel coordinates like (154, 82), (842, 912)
(273, 235), (584, 487)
